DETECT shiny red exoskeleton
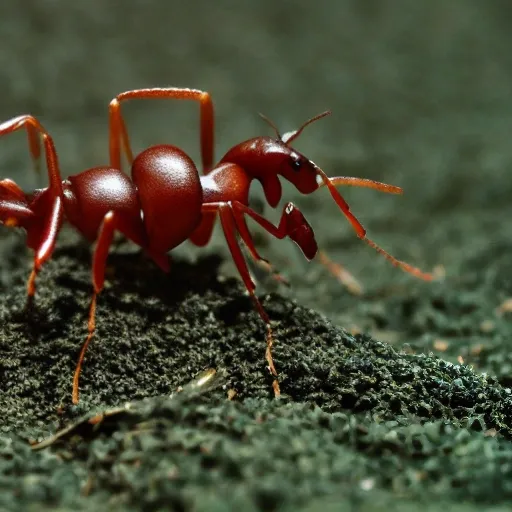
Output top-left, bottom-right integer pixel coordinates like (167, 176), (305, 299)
(0, 88), (433, 403)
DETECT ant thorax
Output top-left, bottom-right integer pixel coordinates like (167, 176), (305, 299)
(200, 162), (252, 205)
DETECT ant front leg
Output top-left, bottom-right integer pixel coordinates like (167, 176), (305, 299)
(316, 250), (364, 296)
(190, 209), (290, 286)
(213, 203), (282, 397)
(230, 204), (311, 287)
(230, 201), (318, 262)
(0, 115), (64, 295)
(202, 200), (319, 398)
(108, 87), (215, 172)
(202, 209), (287, 287)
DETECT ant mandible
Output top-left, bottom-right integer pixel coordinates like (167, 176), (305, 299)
(0, 87), (433, 404)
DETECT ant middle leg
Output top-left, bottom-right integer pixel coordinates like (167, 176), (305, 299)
(72, 210), (119, 404)
(71, 210), (168, 404)
(203, 201), (320, 397)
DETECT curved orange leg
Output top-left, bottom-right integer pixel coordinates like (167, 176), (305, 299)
(216, 204), (281, 396)
(314, 171), (434, 289)
(71, 210), (170, 404)
(0, 115), (63, 197)
(0, 181), (63, 297)
(72, 211), (119, 404)
(108, 87), (215, 173)
(202, 200), (320, 397)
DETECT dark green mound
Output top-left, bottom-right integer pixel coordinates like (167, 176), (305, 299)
(1, 236), (512, 511)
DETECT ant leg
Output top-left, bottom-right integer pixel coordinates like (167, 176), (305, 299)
(0, 181), (64, 296)
(71, 210), (169, 403)
(26, 196), (63, 297)
(109, 88), (214, 173)
(229, 200), (364, 294)
(203, 200), (319, 395)
(191, 206), (288, 286)
(0, 115), (63, 197)
(229, 201), (318, 261)
(317, 250), (363, 296)
(72, 211), (119, 404)
(189, 210), (283, 283)
(0, 115), (65, 296)
(0, 194), (35, 226)
(231, 212), (290, 286)
(188, 212), (291, 286)
(316, 169), (433, 281)
(211, 203), (281, 397)
(204, 200), (319, 286)
(0, 178), (29, 204)
(189, 209), (289, 288)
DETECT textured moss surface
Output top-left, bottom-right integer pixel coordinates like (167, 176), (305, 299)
(1, 239), (512, 511)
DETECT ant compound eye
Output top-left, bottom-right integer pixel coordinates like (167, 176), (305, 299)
(289, 154), (302, 171)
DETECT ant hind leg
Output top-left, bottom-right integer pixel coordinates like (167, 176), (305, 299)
(73, 211), (123, 403)
(216, 204), (281, 398)
(0, 180), (63, 297)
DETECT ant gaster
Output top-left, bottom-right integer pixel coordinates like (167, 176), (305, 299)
(0, 88), (433, 403)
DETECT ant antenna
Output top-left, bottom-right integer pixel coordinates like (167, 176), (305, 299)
(258, 113), (282, 140)
(282, 110), (331, 145)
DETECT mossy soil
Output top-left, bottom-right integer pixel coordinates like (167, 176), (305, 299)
(2, 220), (512, 511)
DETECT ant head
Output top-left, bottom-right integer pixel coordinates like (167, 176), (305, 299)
(258, 110), (331, 196)
(219, 110), (331, 208)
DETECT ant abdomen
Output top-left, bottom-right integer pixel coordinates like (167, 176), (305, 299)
(63, 167), (143, 243)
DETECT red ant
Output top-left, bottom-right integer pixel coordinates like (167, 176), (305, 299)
(0, 87), (433, 404)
